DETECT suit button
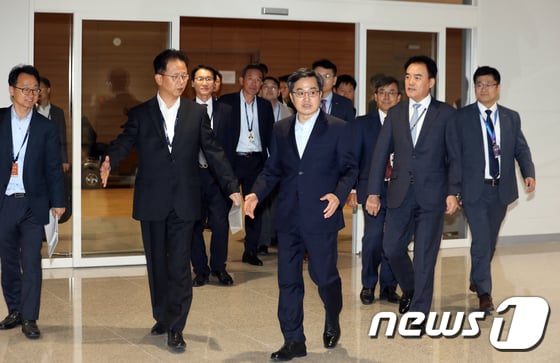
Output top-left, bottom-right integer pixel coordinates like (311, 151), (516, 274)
(298, 171), (304, 175)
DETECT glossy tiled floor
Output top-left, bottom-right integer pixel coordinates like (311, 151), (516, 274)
(1, 232), (559, 362)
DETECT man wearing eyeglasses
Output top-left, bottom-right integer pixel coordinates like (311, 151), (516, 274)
(365, 56), (461, 331)
(189, 65), (237, 287)
(99, 49), (240, 353)
(347, 76), (402, 306)
(455, 66), (535, 314)
(312, 59), (355, 122)
(219, 64), (275, 267)
(244, 68), (358, 361)
(0, 65), (66, 340)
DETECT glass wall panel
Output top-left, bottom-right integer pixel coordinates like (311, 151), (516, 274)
(34, 13), (73, 258)
(81, 20), (169, 257)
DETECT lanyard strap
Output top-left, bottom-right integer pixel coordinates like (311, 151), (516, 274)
(482, 109), (499, 144)
(244, 100), (255, 132)
(13, 123), (31, 163)
(162, 114), (178, 149)
(409, 107), (427, 132)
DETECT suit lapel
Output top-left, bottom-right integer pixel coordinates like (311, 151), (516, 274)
(496, 105), (510, 157)
(300, 112), (327, 162)
(148, 97), (170, 151)
(414, 100), (438, 148)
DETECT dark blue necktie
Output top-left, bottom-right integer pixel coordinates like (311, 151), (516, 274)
(485, 109), (499, 179)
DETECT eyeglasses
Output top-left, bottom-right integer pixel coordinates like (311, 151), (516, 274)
(159, 73), (189, 82)
(319, 73), (334, 80)
(292, 88), (320, 98)
(262, 85), (277, 91)
(194, 76), (214, 83)
(13, 86), (41, 96)
(376, 90), (399, 97)
(475, 83), (498, 90)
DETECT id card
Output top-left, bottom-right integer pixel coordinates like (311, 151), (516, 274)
(492, 143), (501, 159)
(11, 162), (18, 176)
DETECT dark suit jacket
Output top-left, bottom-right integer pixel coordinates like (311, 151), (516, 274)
(353, 112), (382, 204)
(218, 92), (275, 166)
(251, 111), (358, 233)
(455, 103), (535, 205)
(44, 104), (68, 164)
(0, 107), (65, 225)
(209, 99), (232, 151)
(105, 96), (238, 222)
(367, 99), (460, 211)
(330, 93), (356, 122)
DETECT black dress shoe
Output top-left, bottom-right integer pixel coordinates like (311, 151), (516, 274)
(150, 322), (167, 336)
(479, 294), (494, 314)
(22, 320), (40, 339)
(359, 287), (375, 305)
(167, 331), (186, 352)
(192, 273), (209, 287)
(323, 318), (341, 349)
(0, 311), (22, 330)
(271, 341), (307, 361)
(399, 291), (414, 314)
(257, 245), (269, 255)
(212, 270), (234, 285)
(242, 252), (263, 266)
(380, 286), (400, 304)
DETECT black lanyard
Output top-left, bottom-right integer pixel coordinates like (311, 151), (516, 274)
(13, 123), (31, 163)
(244, 100), (255, 132)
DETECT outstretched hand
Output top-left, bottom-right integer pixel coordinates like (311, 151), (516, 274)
(100, 156), (111, 188)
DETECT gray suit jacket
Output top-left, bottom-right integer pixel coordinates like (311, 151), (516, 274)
(455, 103), (535, 205)
(367, 99), (460, 211)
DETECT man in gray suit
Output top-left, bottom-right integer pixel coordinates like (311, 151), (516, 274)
(455, 66), (535, 313)
(366, 56), (461, 324)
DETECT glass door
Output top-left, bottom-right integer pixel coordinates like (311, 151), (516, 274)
(79, 20), (170, 265)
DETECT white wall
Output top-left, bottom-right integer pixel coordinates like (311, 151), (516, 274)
(2, 0), (559, 239)
(477, 0), (560, 237)
(0, 1), (32, 104)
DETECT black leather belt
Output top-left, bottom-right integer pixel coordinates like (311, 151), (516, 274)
(236, 152), (259, 157)
(8, 193), (26, 198)
(484, 179), (499, 186)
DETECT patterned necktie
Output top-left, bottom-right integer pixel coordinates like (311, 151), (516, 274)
(485, 109), (499, 178)
(320, 99), (327, 113)
(410, 103), (421, 146)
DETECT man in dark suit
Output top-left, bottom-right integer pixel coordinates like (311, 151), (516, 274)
(189, 65), (236, 287)
(37, 77), (72, 224)
(312, 59), (355, 122)
(455, 66), (535, 313)
(365, 56), (461, 322)
(348, 76), (402, 305)
(37, 77), (69, 173)
(219, 64), (275, 266)
(0, 65), (66, 339)
(245, 68), (358, 361)
(100, 49), (240, 353)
